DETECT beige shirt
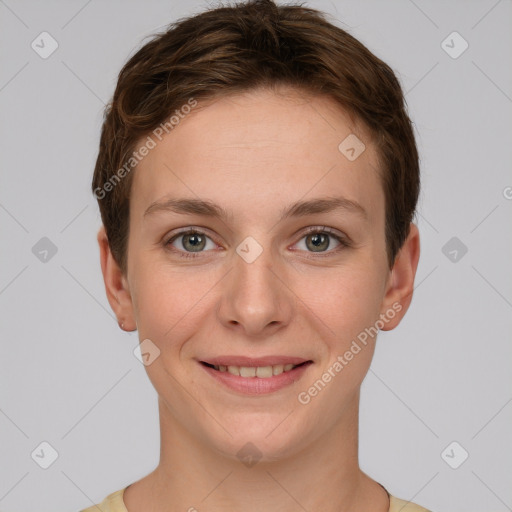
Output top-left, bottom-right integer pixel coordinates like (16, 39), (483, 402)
(80, 486), (432, 511)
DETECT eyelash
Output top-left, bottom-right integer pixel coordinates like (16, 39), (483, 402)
(163, 226), (351, 260)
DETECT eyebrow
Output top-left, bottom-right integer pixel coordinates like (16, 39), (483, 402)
(143, 196), (368, 222)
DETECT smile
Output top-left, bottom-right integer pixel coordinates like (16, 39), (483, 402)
(199, 358), (313, 395)
(201, 361), (309, 378)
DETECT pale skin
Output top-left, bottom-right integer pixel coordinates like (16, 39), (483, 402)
(98, 86), (420, 512)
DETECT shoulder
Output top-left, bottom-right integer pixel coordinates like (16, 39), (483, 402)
(79, 488), (431, 512)
(389, 494), (432, 512)
(79, 487), (128, 512)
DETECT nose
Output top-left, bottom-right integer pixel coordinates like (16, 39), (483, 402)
(217, 243), (293, 338)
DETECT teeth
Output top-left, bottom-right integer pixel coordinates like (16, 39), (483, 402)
(214, 363), (303, 378)
(240, 366), (256, 377)
(256, 366), (273, 378)
(272, 364), (284, 375)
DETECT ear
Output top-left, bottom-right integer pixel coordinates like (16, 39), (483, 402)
(97, 226), (137, 331)
(379, 222), (420, 331)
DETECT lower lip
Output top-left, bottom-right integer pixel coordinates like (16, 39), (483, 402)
(200, 362), (312, 395)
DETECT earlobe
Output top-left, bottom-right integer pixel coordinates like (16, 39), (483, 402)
(379, 222), (420, 331)
(97, 226), (137, 331)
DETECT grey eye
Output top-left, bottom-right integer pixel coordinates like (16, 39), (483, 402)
(305, 232), (331, 252)
(168, 231), (216, 253)
(296, 231), (341, 253)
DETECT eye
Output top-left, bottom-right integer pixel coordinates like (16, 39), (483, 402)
(164, 226), (350, 260)
(293, 227), (349, 255)
(165, 229), (217, 258)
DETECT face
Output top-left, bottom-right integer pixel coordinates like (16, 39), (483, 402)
(100, 86), (419, 462)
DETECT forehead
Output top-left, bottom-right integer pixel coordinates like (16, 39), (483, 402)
(130, 87), (384, 226)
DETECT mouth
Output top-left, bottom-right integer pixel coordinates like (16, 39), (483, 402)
(198, 357), (313, 395)
(200, 360), (312, 378)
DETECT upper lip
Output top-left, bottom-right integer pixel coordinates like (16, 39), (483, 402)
(200, 356), (311, 367)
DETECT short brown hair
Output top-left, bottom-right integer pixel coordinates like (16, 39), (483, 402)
(92, 0), (420, 273)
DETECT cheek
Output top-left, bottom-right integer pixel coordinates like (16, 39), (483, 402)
(131, 262), (217, 348)
(298, 264), (384, 347)
(294, 269), (383, 416)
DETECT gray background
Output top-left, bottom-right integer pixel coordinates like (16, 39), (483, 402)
(1, 0), (511, 511)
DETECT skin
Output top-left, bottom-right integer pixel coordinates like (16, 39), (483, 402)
(98, 85), (420, 512)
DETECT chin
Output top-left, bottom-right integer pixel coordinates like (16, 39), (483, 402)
(204, 413), (311, 465)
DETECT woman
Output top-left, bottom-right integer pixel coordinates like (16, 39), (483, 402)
(83, 0), (426, 510)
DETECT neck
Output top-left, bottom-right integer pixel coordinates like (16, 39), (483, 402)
(124, 393), (389, 512)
